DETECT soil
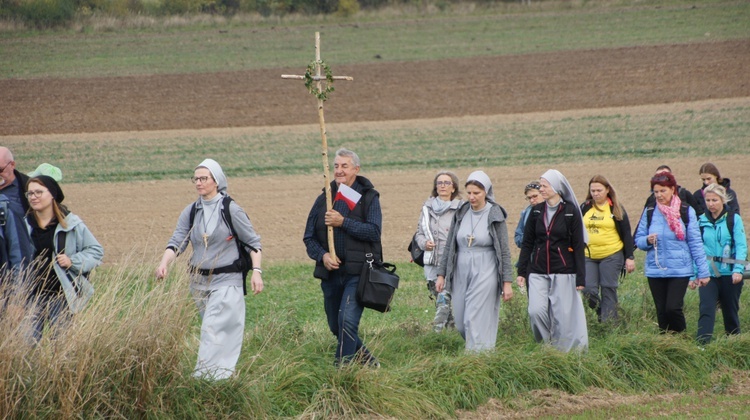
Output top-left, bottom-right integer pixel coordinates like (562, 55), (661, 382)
(2, 37), (749, 417)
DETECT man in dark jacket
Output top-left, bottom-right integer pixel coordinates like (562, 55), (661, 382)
(0, 193), (34, 279)
(303, 148), (382, 367)
(0, 147), (30, 218)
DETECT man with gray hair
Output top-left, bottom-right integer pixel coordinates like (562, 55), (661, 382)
(0, 147), (30, 218)
(303, 148), (383, 367)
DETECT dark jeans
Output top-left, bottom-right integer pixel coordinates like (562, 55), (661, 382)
(647, 277), (689, 333)
(697, 275), (744, 344)
(320, 270), (373, 365)
(30, 292), (69, 342)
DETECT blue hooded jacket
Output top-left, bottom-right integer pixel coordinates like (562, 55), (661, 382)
(698, 210), (747, 277)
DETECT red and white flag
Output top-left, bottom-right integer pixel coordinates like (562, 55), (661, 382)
(335, 184), (362, 210)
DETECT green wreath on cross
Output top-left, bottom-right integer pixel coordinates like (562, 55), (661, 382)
(304, 60), (335, 101)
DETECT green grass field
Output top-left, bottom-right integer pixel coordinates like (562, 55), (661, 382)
(5, 104), (750, 182)
(2, 0), (750, 417)
(1, 0), (749, 79)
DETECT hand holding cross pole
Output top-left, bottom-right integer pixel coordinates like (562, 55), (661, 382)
(282, 32), (353, 262)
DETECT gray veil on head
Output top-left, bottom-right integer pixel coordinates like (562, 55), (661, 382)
(196, 158), (228, 194)
(541, 169), (588, 243)
(467, 170), (495, 202)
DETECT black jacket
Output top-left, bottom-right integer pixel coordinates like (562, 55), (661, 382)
(304, 176), (382, 280)
(693, 178), (740, 217)
(579, 200), (635, 261)
(517, 200), (586, 287)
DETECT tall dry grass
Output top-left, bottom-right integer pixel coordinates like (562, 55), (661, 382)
(0, 257), (194, 417)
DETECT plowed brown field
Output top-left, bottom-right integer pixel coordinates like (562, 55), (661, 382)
(2, 40), (749, 265)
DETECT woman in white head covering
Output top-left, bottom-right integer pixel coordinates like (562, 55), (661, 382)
(436, 170), (514, 352)
(156, 159), (264, 380)
(516, 169), (588, 353)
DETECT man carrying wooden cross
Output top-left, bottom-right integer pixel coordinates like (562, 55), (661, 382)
(303, 148), (382, 368)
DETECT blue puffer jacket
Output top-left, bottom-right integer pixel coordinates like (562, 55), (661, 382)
(698, 210), (747, 277)
(634, 204), (710, 279)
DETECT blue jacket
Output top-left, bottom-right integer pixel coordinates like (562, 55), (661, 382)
(0, 194), (34, 276)
(698, 210), (747, 277)
(635, 204), (710, 279)
(514, 205), (532, 248)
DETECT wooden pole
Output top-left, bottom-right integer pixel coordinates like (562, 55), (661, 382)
(315, 32), (337, 261)
(281, 32), (353, 261)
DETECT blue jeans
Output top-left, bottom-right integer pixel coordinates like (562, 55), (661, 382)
(320, 270), (373, 365)
(697, 275), (743, 344)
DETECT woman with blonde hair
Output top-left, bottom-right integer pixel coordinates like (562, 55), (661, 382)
(580, 175), (635, 323)
(696, 183), (746, 344)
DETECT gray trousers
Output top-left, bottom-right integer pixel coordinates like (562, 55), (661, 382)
(583, 252), (624, 323)
(528, 273), (588, 352)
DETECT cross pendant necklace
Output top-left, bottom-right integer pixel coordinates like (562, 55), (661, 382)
(467, 209), (485, 248)
(201, 201), (221, 249)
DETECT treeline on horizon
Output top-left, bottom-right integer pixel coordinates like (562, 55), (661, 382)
(0, 0), (522, 29)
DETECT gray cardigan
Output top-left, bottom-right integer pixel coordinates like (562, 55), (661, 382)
(437, 201), (513, 293)
(167, 195), (261, 290)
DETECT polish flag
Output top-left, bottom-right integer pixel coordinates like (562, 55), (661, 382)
(335, 184), (362, 210)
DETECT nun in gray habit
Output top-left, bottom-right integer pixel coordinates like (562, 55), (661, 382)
(156, 159), (264, 380)
(516, 169), (588, 352)
(436, 171), (514, 352)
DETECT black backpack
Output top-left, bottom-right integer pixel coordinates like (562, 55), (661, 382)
(189, 195), (255, 295)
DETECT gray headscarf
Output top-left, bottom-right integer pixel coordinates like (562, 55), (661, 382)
(466, 170), (494, 202)
(196, 158), (227, 193)
(541, 169), (588, 243)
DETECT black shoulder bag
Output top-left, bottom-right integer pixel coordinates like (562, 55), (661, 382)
(357, 252), (400, 313)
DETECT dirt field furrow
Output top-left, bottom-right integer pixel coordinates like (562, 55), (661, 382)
(2, 40), (748, 136)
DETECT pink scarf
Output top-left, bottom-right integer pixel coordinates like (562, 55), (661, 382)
(656, 195), (685, 240)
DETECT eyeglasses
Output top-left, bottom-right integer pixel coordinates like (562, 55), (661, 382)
(651, 175), (671, 183)
(525, 194), (540, 201)
(0, 161), (13, 173)
(25, 189), (46, 199)
(436, 181), (453, 187)
(191, 176), (211, 184)
(525, 183), (541, 191)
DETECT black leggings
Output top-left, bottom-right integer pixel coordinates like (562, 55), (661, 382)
(648, 277), (690, 333)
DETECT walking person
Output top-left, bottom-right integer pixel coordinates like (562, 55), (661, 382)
(25, 175), (104, 341)
(514, 181), (542, 249)
(303, 148), (382, 367)
(695, 183), (746, 344)
(634, 172), (710, 333)
(156, 159), (263, 380)
(436, 170), (513, 352)
(580, 175), (635, 323)
(516, 169), (588, 352)
(693, 162), (740, 217)
(414, 171), (462, 332)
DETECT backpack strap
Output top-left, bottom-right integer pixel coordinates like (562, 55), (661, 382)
(726, 209), (735, 251)
(56, 230), (67, 254)
(646, 204), (690, 231)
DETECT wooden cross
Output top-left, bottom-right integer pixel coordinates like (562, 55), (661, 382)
(282, 32), (353, 261)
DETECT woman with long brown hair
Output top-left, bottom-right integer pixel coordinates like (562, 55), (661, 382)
(580, 175), (635, 323)
(25, 175), (103, 341)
